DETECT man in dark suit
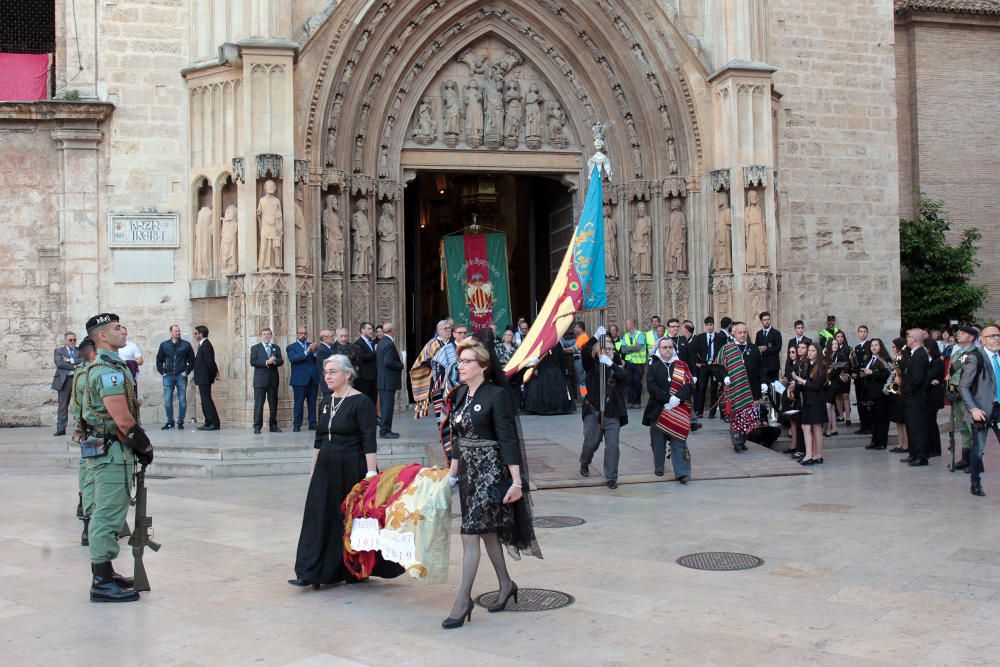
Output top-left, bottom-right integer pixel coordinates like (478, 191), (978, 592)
(754, 311), (783, 382)
(286, 324), (318, 432)
(51, 331), (83, 436)
(901, 329), (930, 466)
(314, 329), (335, 396)
(354, 321), (378, 405)
(192, 325), (220, 431)
(787, 320), (812, 350)
(250, 327), (284, 434)
(960, 325), (1000, 497)
(853, 325), (873, 435)
(666, 318), (690, 365)
(376, 321), (405, 439)
(690, 317), (723, 419)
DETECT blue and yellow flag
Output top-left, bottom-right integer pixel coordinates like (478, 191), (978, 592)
(574, 165), (607, 309)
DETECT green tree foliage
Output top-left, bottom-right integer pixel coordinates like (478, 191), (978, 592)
(899, 196), (986, 329)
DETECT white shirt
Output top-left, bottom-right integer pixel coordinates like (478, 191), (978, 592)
(119, 340), (142, 361)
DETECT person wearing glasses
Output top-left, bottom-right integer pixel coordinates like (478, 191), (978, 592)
(579, 327), (628, 489)
(51, 331), (83, 437)
(960, 326), (1000, 497)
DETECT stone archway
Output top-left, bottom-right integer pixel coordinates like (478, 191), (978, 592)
(298, 0), (711, 345)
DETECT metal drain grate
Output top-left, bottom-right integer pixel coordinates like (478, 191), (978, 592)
(676, 552), (764, 571)
(475, 588), (574, 612)
(533, 515), (586, 529)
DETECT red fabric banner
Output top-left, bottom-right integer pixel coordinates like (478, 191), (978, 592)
(462, 234), (493, 330)
(0, 54), (50, 101)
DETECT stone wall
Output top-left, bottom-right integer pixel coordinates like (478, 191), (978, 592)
(770, 0), (902, 341)
(895, 14), (1000, 319)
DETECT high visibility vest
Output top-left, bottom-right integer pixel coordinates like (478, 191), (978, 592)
(621, 330), (650, 365)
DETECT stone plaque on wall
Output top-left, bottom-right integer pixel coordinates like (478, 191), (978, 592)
(108, 213), (180, 248)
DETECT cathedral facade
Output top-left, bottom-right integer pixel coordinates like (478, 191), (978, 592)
(2, 0), (913, 425)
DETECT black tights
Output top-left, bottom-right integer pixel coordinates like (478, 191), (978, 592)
(448, 532), (513, 618)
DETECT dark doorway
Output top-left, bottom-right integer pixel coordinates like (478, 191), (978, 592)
(403, 172), (573, 361)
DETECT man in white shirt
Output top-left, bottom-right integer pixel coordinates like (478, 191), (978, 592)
(117, 326), (144, 378)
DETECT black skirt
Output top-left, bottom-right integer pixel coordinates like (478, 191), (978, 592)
(293, 442), (403, 584)
(801, 403), (829, 425)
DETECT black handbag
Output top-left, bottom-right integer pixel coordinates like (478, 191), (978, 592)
(487, 477), (513, 504)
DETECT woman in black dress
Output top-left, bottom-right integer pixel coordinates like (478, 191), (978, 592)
(288, 355), (403, 588)
(924, 338), (945, 458)
(521, 347), (575, 415)
(792, 342), (828, 465)
(888, 338), (910, 455)
(833, 330), (852, 427)
(862, 338), (893, 450)
(822, 341), (840, 437)
(780, 345), (804, 457)
(443, 339), (541, 629)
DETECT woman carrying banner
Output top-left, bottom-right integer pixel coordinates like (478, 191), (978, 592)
(443, 338), (541, 629)
(288, 355), (403, 588)
(643, 336), (695, 483)
(578, 327), (629, 489)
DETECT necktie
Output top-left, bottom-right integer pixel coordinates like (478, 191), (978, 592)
(265, 344), (271, 357)
(708, 334), (714, 360)
(992, 353), (1000, 403)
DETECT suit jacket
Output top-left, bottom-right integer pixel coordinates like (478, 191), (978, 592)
(901, 346), (928, 403)
(250, 341), (283, 388)
(314, 342), (334, 386)
(669, 336), (691, 366)
(689, 332), (723, 367)
(787, 335), (813, 350)
(959, 347), (998, 423)
(354, 336), (377, 382)
(51, 346), (82, 390)
(286, 339), (317, 387)
(193, 339), (219, 385)
(926, 356), (946, 410)
(754, 328), (783, 373)
(375, 335), (404, 391)
(642, 356), (694, 426)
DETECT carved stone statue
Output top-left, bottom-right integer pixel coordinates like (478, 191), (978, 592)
(442, 80), (461, 147)
(666, 197), (687, 274)
(353, 135), (364, 173)
(630, 201), (652, 278)
(294, 187), (310, 272)
(324, 127), (336, 167)
(219, 204), (238, 274)
(323, 194), (344, 273)
(667, 137), (679, 175)
(377, 147), (389, 179)
(194, 205), (213, 278)
(604, 204), (618, 279)
(464, 80), (483, 148)
(502, 79), (522, 149)
(745, 188), (768, 269)
(524, 83), (543, 149)
(351, 198), (372, 277)
(548, 102), (567, 149)
(713, 192), (732, 272)
(412, 96), (437, 145)
(256, 179), (283, 271)
(377, 203), (398, 279)
(483, 74), (504, 148)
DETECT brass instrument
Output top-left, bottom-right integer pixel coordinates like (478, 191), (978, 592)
(883, 356), (902, 396)
(843, 347), (859, 383)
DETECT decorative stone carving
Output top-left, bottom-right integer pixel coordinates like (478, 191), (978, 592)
(256, 179), (283, 271)
(630, 201), (652, 278)
(377, 203), (397, 279)
(745, 189), (768, 270)
(322, 275), (343, 331)
(220, 204), (238, 275)
(351, 199), (372, 277)
(353, 135), (364, 173)
(323, 194), (344, 274)
(746, 272), (771, 321)
(411, 96), (437, 145)
(667, 138), (679, 175)
(711, 169), (731, 193)
(464, 80), (483, 148)
(231, 157), (245, 184)
(744, 165), (769, 188)
(442, 80), (461, 148)
(548, 102), (567, 149)
(503, 79), (522, 149)
(227, 274), (246, 339)
(376, 283), (395, 329)
(670, 278), (689, 321)
(350, 280), (371, 328)
(713, 192), (732, 273)
(634, 280), (653, 325)
(294, 159), (309, 185)
(666, 197), (687, 274)
(603, 204), (618, 279)
(194, 205), (213, 278)
(524, 84), (543, 150)
(325, 127), (336, 167)
(377, 147), (389, 179)
(296, 275), (314, 333)
(711, 274), (733, 320)
(256, 154), (282, 179)
(254, 273), (288, 339)
(483, 72), (504, 149)
(294, 187), (310, 273)
(662, 177), (686, 198)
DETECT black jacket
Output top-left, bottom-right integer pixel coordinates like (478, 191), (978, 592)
(193, 339), (219, 385)
(787, 335), (813, 350)
(800, 361), (828, 407)
(580, 338), (628, 424)
(156, 338), (195, 376)
(669, 336), (691, 366)
(250, 341), (284, 388)
(754, 328), (783, 374)
(375, 335), (404, 391)
(689, 331), (723, 367)
(642, 356), (694, 426)
(315, 342), (334, 386)
(354, 336), (377, 382)
(448, 383), (520, 465)
(902, 346), (929, 402)
(862, 356), (891, 400)
(926, 356), (945, 410)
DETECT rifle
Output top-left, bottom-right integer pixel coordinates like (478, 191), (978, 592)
(947, 409), (958, 473)
(129, 464), (160, 592)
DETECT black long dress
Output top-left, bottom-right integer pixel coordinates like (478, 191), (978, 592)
(522, 349), (575, 415)
(293, 393), (403, 584)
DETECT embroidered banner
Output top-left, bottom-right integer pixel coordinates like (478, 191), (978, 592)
(442, 232), (511, 332)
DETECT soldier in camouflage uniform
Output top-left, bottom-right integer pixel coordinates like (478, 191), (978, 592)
(81, 313), (154, 602)
(71, 337), (97, 546)
(947, 326), (980, 471)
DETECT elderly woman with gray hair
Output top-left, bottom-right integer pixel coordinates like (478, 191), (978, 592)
(289, 354), (402, 588)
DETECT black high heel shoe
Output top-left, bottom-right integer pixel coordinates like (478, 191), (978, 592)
(442, 600), (474, 629)
(287, 578), (320, 589)
(488, 583), (519, 613)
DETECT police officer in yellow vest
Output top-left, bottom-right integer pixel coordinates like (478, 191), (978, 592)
(80, 313), (154, 602)
(71, 336), (98, 546)
(617, 319), (655, 408)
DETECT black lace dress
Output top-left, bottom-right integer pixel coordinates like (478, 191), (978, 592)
(449, 382), (542, 559)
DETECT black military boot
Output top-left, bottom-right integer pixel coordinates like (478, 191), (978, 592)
(90, 562), (139, 602)
(953, 449), (970, 470)
(81, 517), (89, 546)
(111, 568), (134, 589)
(76, 493), (84, 519)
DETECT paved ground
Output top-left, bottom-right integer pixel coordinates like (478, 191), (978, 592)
(0, 418), (997, 666)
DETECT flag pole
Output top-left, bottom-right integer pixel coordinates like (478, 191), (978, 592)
(588, 123), (611, 434)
